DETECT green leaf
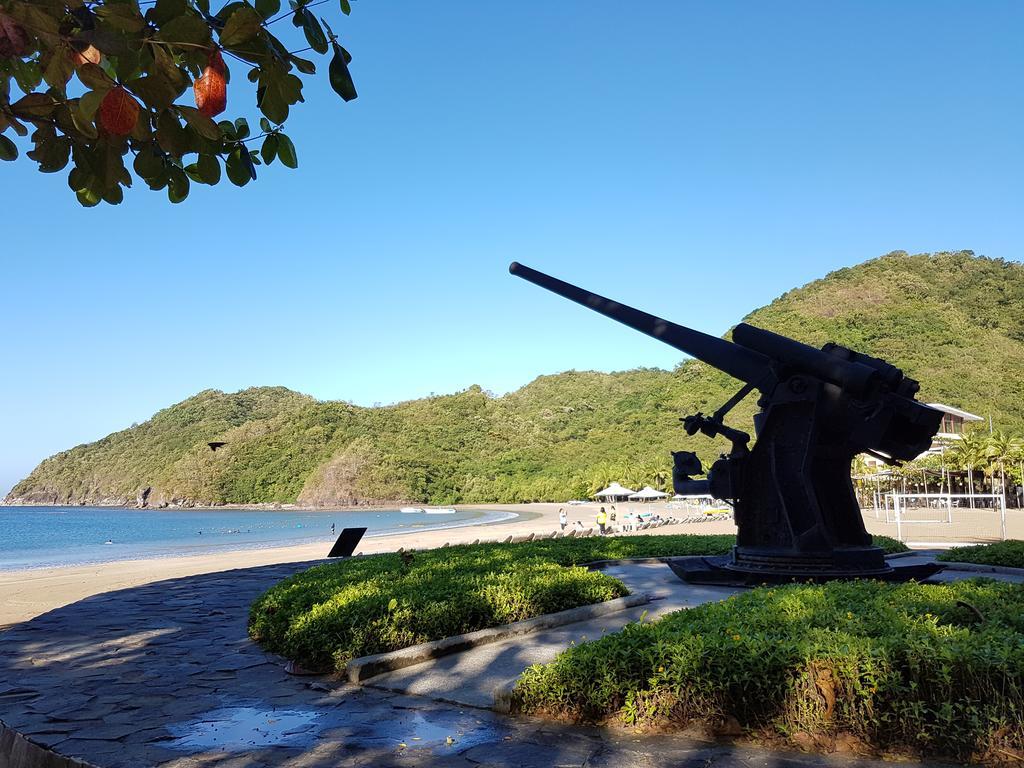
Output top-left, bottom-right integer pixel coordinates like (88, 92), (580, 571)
(151, 45), (189, 90)
(68, 100), (99, 139)
(196, 153), (221, 184)
(276, 133), (297, 168)
(27, 126), (71, 173)
(102, 183), (124, 205)
(255, 0), (280, 20)
(156, 13), (212, 46)
(0, 135), (17, 162)
(149, 0), (188, 26)
(114, 48), (143, 82)
(234, 117), (250, 139)
(257, 65), (303, 124)
(328, 42), (357, 102)
(259, 117), (273, 132)
(289, 54), (316, 75)
(219, 6), (262, 47)
(156, 110), (191, 156)
(167, 166), (190, 202)
(133, 147), (165, 181)
(339, 0), (351, 15)
(225, 145), (253, 186)
(177, 105), (222, 141)
(7, 117), (28, 137)
(297, 9), (328, 55)
(127, 73), (180, 110)
(76, 186), (103, 207)
(67, 166), (89, 192)
(260, 133), (278, 164)
(11, 93), (59, 119)
(94, 3), (147, 34)
(78, 89), (105, 122)
(77, 63), (113, 92)
(42, 51), (75, 90)
(387, 598), (398, 612)
(11, 58), (43, 95)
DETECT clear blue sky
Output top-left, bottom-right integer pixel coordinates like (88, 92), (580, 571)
(2, 1), (1022, 496)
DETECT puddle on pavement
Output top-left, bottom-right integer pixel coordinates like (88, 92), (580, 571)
(165, 702), (503, 754)
(390, 710), (498, 751)
(165, 706), (321, 750)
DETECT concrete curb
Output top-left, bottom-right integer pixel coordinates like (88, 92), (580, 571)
(344, 593), (651, 683)
(1, 720), (100, 768)
(883, 550), (918, 560)
(584, 556), (676, 568)
(941, 561), (1024, 577)
(493, 681), (517, 715)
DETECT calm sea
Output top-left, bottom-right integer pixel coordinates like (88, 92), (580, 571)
(0, 506), (515, 570)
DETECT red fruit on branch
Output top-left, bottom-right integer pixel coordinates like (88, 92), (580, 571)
(194, 50), (227, 118)
(70, 43), (102, 67)
(0, 14), (30, 58)
(99, 87), (139, 136)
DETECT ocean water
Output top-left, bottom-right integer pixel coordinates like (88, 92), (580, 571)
(0, 506), (515, 570)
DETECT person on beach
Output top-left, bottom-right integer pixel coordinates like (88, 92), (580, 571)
(331, 523), (335, 534)
(559, 508), (567, 531)
(597, 507), (607, 535)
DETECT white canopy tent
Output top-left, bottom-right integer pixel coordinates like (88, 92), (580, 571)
(628, 486), (669, 502)
(594, 482), (636, 500)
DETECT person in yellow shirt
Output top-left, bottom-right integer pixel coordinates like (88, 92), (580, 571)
(597, 507), (608, 535)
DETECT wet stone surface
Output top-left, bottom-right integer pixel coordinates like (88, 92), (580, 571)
(0, 559), (944, 768)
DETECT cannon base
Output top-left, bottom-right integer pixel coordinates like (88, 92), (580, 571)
(668, 549), (944, 586)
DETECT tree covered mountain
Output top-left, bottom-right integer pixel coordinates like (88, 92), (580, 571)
(8, 250), (1024, 507)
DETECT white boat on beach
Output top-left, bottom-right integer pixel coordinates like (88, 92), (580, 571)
(400, 507), (425, 514)
(425, 508), (457, 514)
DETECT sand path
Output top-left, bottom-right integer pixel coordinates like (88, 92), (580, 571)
(0, 502), (736, 627)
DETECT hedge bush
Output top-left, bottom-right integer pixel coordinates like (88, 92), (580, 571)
(512, 579), (1024, 762)
(938, 540), (1024, 569)
(249, 533), (908, 672)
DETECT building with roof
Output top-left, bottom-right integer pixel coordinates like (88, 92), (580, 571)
(860, 402), (984, 470)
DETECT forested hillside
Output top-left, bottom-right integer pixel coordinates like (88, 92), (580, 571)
(8, 251), (1024, 507)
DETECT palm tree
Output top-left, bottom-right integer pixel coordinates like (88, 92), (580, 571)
(986, 431), (1015, 502)
(949, 431), (987, 508)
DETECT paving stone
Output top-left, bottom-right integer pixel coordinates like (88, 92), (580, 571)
(0, 558), (959, 768)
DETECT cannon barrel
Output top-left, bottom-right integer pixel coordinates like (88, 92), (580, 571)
(731, 323), (880, 398)
(509, 262), (774, 387)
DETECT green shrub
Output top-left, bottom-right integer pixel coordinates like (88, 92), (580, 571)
(938, 540), (1024, 569)
(512, 579), (1024, 762)
(249, 534), (747, 670)
(250, 533), (908, 672)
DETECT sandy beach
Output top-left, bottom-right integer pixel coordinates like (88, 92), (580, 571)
(0, 502), (738, 628)
(5, 498), (994, 630)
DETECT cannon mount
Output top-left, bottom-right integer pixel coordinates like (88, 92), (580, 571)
(509, 262), (945, 584)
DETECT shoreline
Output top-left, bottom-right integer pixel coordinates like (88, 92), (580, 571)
(0, 507), (527, 574)
(0, 502), (664, 627)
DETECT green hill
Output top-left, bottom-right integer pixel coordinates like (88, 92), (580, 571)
(7, 250), (1024, 507)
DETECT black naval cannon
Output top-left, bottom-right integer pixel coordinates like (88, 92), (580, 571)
(509, 262), (944, 583)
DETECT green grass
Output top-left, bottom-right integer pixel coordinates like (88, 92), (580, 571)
(938, 540), (1024, 569)
(512, 579), (1024, 762)
(249, 533), (907, 672)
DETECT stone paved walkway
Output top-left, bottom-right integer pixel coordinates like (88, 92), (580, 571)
(0, 555), (999, 768)
(366, 562), (741, 707)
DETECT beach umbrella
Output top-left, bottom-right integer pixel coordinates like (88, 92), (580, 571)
(594, 482), (636, 499)
(628, 486), (669, 501)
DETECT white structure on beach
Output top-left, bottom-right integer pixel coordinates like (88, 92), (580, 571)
(628, 486), (668, 502)
(594, 482), (635, 501)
